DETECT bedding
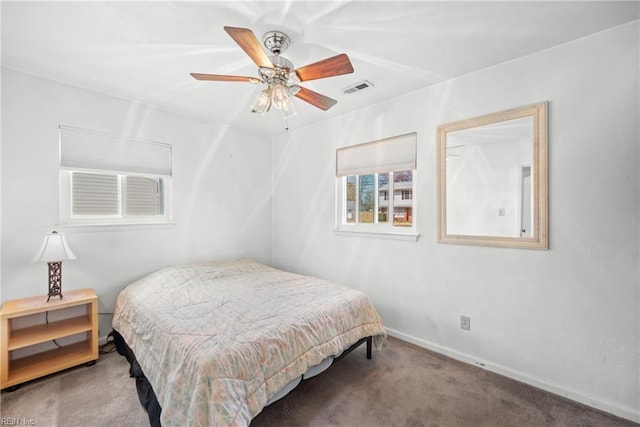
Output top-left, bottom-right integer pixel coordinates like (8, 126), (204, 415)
(112, 259), (386, 426)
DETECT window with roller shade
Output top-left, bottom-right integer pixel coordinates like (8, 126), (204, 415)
(59, 125), (172, 225)
(335, 133), (418, 238)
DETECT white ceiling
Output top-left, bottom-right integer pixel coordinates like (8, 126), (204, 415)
(2, 1), (638, 137)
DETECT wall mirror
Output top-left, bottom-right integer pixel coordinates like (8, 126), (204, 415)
(437, 102), (548, 249)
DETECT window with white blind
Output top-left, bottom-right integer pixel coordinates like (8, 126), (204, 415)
(59, 126), (172, 226)
(71, 172), (119, 216)
(335, 132), (418, 239)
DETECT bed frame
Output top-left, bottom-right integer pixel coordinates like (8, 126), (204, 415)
(112, 329), (373, 427)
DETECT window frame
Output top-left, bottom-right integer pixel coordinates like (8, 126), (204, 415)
(60, 168), (173, 227)
(335, 169), (418, 240)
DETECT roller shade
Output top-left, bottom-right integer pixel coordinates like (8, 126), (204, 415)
(336, 132), (417, 177)
(60, 125), (172, 176)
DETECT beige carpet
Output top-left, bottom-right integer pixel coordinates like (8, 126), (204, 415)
(1, 337), (636, 426)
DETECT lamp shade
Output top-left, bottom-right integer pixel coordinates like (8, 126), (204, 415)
(271, 84), (297, 118)
(250, 88), (272, 115)
(32, 231), (77, 263)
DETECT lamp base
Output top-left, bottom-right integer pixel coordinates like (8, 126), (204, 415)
(47, 261), (64, 301)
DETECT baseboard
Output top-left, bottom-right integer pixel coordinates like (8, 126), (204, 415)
(385, 328), (639, 424)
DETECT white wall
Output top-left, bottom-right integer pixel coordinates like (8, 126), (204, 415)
(272, 22), (639, 421)
(1, 68), (272, 336)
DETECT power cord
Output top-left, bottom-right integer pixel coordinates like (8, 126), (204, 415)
(45, 311), (117, 353)
(98, 313), (117, 354)
(45, 311), (63, 349)
(99, 330), (116, 354)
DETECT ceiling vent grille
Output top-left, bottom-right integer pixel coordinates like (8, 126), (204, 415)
(343, 80), (374, 95)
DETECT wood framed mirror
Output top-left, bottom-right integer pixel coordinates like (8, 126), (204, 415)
(437, 102), (548, 249)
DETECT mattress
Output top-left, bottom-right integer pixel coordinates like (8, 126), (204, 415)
(112, 259), (386, 426)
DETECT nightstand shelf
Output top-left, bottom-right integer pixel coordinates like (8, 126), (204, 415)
(8, 316), (94, 351)
(1, 289), (98, 390)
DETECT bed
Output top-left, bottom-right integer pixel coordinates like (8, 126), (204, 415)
(111, 259), (387, 426)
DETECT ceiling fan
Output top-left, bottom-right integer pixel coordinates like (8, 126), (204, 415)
(191, 26), (354, 117)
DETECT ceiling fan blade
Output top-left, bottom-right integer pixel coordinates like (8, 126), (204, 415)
(191, 73), (261, 84)
(223, 26), (273, 69)
(292, 86), (337, 111)
(295, 54), (354, 82)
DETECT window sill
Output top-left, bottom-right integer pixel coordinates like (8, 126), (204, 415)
(333, 228), (420, 242)
(57, 222), (176, 232)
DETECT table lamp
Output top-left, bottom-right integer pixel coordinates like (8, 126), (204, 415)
(32, 231), (77, 301)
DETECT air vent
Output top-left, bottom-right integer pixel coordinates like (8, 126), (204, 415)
(343, 80), (374, 95)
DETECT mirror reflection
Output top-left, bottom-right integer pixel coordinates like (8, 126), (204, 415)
(437, 103), (548, 249)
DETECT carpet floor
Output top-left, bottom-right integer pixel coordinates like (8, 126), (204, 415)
(1, 336), (636, 426)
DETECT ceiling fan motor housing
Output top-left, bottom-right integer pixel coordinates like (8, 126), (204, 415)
(260, 31), (297, 86)
(263, 31), (290, 55)
(259, 55), (298, 86)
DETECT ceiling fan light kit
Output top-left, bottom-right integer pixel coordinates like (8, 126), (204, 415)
(191, 26), (354, 121)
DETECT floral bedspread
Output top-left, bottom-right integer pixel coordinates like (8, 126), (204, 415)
(112, 259), (386, 426)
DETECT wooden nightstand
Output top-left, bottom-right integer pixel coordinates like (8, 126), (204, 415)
(0, 288), (99, 390)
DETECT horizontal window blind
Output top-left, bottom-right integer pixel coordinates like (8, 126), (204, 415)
(60, 125), (172, 176)
(125, 176), (161, 215)
(336, 132), (417, 177)
(72, 172), (119, 216)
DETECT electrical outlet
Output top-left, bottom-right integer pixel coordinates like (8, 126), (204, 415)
(460, 315), (471, 331)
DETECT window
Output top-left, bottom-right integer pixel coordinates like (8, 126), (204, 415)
(70, 172), (165, 218)
(335, 133), (418, 238)
(125, 176), (164, 216)
(359, 174), (375, 223)
(59, 126), (172, 226)
(71, 172), (119, 216)
(341, 170), (414, 228)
